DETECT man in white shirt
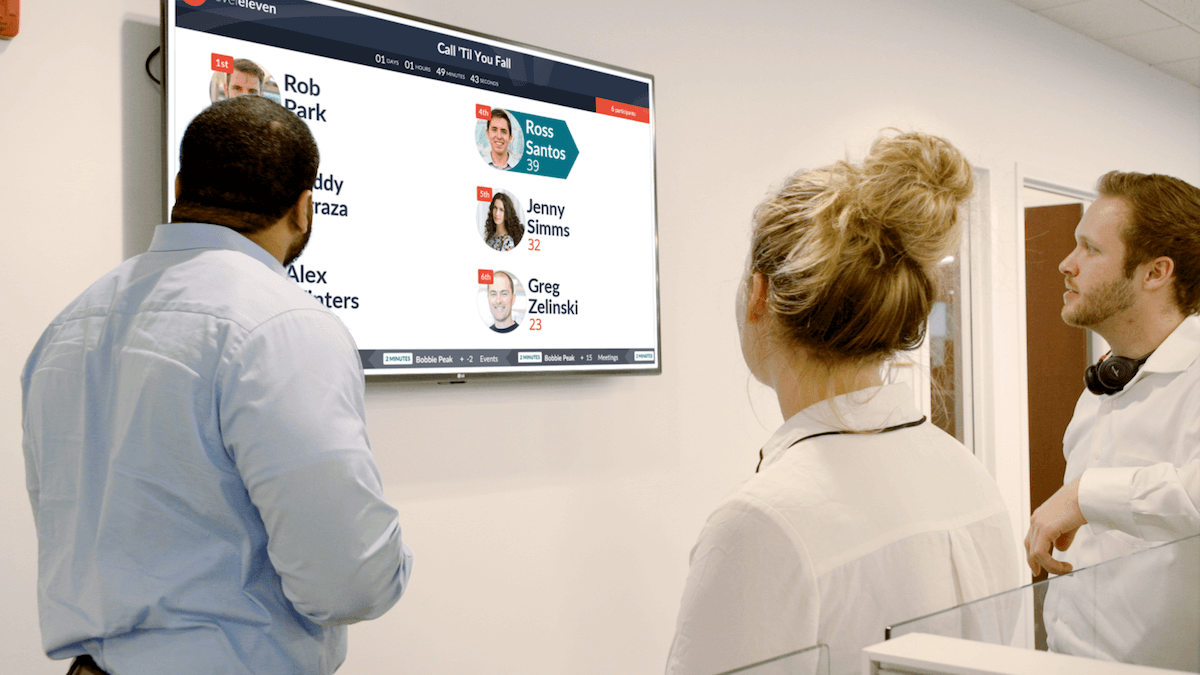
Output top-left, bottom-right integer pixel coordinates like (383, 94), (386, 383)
(1026, 171), (1200, 669)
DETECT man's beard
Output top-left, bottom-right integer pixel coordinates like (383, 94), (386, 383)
(283, 224), (311, 267)
(1062, 273), (1135, 328)
(282, 205), (313, 267)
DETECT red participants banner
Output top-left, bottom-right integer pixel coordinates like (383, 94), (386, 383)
(595, 98), (648, 123)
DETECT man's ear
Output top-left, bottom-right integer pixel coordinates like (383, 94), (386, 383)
(174, 173), (183, 197)
(745, 272), (769, 323)
(292, 189), (314, 233)
(1141, 256), (1175, 292)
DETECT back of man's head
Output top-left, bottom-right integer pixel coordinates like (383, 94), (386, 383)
(1100, 171), (1200, 315)
(172, 96), (319, 232)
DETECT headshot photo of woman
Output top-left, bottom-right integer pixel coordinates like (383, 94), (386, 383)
(666, 131), (1022, 675)
(481, 191), (525, 252)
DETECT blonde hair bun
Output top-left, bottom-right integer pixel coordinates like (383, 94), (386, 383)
(749, 129), (974, 361)
(815, 130), (973, 273)
(857, 130), (973, 266)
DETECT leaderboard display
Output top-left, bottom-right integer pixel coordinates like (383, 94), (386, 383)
(163, 0), (660, 378)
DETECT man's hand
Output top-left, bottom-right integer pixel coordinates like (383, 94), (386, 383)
(1025, 478), (1086, 576)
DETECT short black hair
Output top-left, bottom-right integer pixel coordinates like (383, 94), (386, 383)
(171, 96), (319, 232)
(489, 109), (511, 134)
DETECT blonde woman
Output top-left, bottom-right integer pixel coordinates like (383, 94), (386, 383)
(667, 131), (1021, 675)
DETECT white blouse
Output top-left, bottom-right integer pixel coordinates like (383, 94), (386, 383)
(667, 384), (1022, 675)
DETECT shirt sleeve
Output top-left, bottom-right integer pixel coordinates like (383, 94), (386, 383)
(218, 308), (412, 626)
(20, 347), (43, 528)
(666, 494), (819, 675)
(1079, 461), (1200, 542)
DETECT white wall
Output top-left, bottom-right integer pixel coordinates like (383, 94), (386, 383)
(2, 0), (1198, 672)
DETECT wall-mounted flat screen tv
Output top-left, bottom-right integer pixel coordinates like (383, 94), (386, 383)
(162, 0), (659, 380)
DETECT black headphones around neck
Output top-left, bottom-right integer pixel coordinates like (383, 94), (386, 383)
(1084, 352), (1152, 396)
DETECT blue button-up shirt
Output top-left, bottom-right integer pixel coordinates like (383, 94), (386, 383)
(21, 223), (412, 674)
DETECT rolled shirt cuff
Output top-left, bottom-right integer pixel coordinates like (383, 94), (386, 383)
(1078, 467), (1138, 537)
(1079, 464), (1200, 542)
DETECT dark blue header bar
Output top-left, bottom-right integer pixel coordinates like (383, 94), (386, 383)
(176, 0), (651, 111)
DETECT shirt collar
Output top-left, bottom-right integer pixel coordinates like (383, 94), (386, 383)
(758, 383), (922, 471)
(1142, 315), (1200, 374)
(149, 223), (287, 279)
(1113, 315), (1200, 394)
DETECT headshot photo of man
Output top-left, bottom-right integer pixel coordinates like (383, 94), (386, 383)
(210, 58), (279, 104)
(228, 58), (265, 97)
(478, 108), (521, 171)
(484, 270), (521, 333)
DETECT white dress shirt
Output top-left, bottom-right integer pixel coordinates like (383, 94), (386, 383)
(1045, 315), (1200, 670)
(667, 384), (1021, 675)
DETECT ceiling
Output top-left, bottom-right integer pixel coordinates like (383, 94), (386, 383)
(1005, 0), (1200, 89)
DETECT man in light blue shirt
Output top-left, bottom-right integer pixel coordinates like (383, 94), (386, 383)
(21, 96), (412, 675)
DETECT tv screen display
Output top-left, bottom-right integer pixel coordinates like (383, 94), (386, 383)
(162, 0), (660, 379)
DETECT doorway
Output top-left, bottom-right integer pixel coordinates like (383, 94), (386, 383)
(1022, 196), (1089, 581)
(1023, 186), (1096, 650)
(1024, 189), (1092, 584)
